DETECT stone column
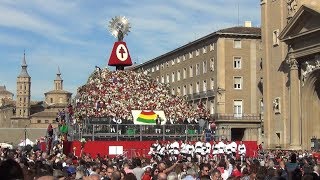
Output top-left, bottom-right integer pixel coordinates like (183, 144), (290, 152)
(289, 57), (301, 149)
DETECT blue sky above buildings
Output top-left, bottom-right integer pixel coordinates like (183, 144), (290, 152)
(0, 0), (260, 100)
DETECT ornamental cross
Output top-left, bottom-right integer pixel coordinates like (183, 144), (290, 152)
(119, 46), (126, 59)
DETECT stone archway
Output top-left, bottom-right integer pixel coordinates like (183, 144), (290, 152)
(301, 68), (320, 149)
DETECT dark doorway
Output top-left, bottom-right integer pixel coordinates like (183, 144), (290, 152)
(231, 128), (245, 141)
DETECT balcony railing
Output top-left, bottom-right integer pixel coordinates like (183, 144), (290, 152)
(185, 90), (215, 101)
(72, 123), (210, 141)
(213, 113), (261, 120)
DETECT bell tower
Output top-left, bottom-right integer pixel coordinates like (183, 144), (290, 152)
(54, 66), (63, 91)
(16, 52), (31, 118)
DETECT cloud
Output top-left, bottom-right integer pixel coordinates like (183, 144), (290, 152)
(0, 0), (260, 100)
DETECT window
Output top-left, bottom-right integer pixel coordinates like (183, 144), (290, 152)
(20, 85), (22, 90)
(156, 76), (159, 82)
(172, 59), (175, 65)
(183, 85), (187, 95)
(196, 64), (200, 76)
(156, 65), (159, 71)
(233, 100), (243, 117)
(203, 61), (207, 73)
(166, 74), (170, 83)
(196, 49), (200, 56)
(151, 67), (155, 72)
(189, 66), (193, 77)
(260, 99), (264, 115)
(37, 120), (41, 123)
(189, 84), (193, 94)
(183, 54), (186, 61)
(183, 68), (187, 79)
(234, 77), (243, 89)
(172, 72), (175, 82)
(161, 64), (164, 69)
(273, 97), (281, 114)
(20, 98), (22, 103)
(177, 57), (180, 63)
(189, 52), (193, 59)
(24, 97), (26, 103)
(161, 76), (164, 83)
(45, 120), (49, 124)
(210, 78), (214, 89)
(233, 57), (242, 69)
(210, 43), (214, 51)
(202, 46), (207, 54)
(177, 87), (181, 95)
(177, 70), (181, 81)
(209, 100), (214, 114)
(210, 58), (215, 71)
(196, 82), (200, 93)
(273, 29), (280, 46)
(234, 40), (241, 48)
(166, 62), (169, 67)
(203, 80), (207, 91)
(172, 88), (175, 95)
(50, 98), (53, 103)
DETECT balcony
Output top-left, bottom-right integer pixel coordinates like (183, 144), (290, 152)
(213, 113), (262, 123)
(186, 90), (215, 101)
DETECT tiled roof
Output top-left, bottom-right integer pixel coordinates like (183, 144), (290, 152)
(217, 26), (261, 35)
(30, 111), (57, 117)
(44, 90), (72, 95)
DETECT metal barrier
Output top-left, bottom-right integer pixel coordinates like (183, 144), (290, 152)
(71, 123), (215, 141)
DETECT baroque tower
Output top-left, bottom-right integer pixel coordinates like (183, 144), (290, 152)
(16, 52), (31, 118)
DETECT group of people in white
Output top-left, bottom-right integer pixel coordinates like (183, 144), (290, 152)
(148, 139), (247, 164)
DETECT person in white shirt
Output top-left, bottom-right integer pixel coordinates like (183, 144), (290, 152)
(230, 141), (237, 158)
(194, 139), (203, 163)
(186, 141), (194, 162)
(171, 140), (180, 161)
(158, 144), (166, 161)
(225, 141), (233, 158)
(212, 141), (219, 161)
(149, 140), (160, 161)
(205, 141), (211, 162)
(217, 140), (226, 161)
(237, 141), (246, 165)
(180, 140), (188, 159)
(166, 141), (172, 156)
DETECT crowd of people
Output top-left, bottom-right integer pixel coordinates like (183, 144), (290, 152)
(1, 141), (320, 180)
(73, 69), (209, 123)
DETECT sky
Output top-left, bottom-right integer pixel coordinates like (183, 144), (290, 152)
(0, 0), (260, 101)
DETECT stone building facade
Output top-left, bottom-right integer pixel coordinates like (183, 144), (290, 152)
(261, 0), (320, 149)
(132, 23), (263, 141)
